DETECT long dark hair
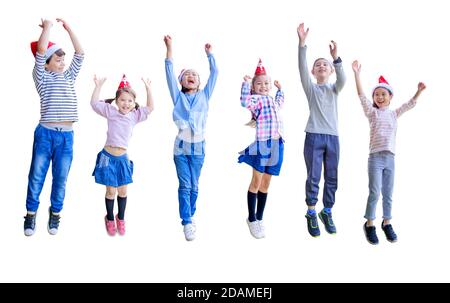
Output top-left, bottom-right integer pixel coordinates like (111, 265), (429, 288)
(105, 87), (139, 109)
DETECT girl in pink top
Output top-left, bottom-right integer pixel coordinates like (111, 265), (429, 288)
(91, 75), (154, 236)
(352, 60), (426, 245)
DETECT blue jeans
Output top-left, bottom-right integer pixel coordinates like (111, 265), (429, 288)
(365, 151), (395, 220)
(173, 139), (205, 225)
(26, 124), (74, 213)
(303, 133), (340, 208)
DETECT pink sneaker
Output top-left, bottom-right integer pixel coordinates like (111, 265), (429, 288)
(104, 216), (116, 236)
(115, 215), (126, 235)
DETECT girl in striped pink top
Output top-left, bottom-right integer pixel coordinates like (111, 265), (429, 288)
(352, 60), (426, 245)
(238, 59), (284, 239)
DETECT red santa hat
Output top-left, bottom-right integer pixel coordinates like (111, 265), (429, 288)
(372, 75), (394, 96)
(118, 74), (131, 89)
(254, 58), (267, 76)
(30, 41), (61, 60)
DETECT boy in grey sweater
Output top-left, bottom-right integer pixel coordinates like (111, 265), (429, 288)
(297, 22), (346, 238)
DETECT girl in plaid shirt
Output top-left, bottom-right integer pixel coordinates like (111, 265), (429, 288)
(238, 59), (284, 239)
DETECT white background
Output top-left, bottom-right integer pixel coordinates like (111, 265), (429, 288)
(0, 0), (448, 282)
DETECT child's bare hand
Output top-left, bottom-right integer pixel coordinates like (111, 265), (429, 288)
(142, 77), (152, 89)
(352, 60), (361, 73)
(274, 80), (282, 90)
(297, 22), (309, 43)
(243, 75), (252, 82)
(93, 74), (106, 87)
(56, 18), (71, 32)
(418, 82), (426, 92)
(329, 40), (338, 60)
(164, 35), (172, 47)
(39, 18), (53, 29)
(205, 43), (212, 54)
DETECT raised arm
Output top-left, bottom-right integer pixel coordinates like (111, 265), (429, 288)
(297, 22), (309, 48)
(203, 43), (218, 99)
(142, 78), (155, 113)
(352, 60), (364, 96)
(241, 75), (260, 114)
(91, 75), (106, 106)
(37, 19), (53, 56)
(331, 40), (346, 92)
(395, 82), (426, 118)
(274, 80), (284, 107)
(412, 82), (426, 101)
(164, 35), (180, 104)
(57, 18), (83, 55)
(297, 22), (312, 94)
(352, 60), (373, 118)
(164, 35), (173, 60)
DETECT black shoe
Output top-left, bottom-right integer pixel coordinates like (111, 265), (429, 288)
(24, 213), (36, 236)
(381, 222), (398, 243)
(305, 213), (320, 237)
(363, 222), (379, 245)
(47, 208), (61, 235)
(318, 209), (336, 234)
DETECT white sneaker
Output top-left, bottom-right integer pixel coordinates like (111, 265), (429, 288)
(183, 223), (196, 241)
(257, 220), (266, 238)
(246, 219), (263, 239)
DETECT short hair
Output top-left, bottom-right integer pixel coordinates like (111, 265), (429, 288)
(45, 49), (66, 64)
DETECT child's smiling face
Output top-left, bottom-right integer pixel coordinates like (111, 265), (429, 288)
(116, 91), (136, 115)
(311, 58), (334, 83)
(252, 75), (271, 96)
(372, 87), (392, 109)
(181, 69), (200, 91)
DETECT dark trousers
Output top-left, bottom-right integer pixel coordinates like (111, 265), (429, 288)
(303, 132), (339, 209)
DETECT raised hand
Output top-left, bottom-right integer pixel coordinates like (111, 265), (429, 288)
(93, 74), (107, 87)
(56, 18), (71, 32)
(274, 80), (282, 90)
(352, 60), (361, 74)
(243, 75), (252, 82)
(142, 78), (155, 111)
(329, 40), (338, 61)
(297, 22), (309, 46)
(205, 43), (212, 55)
(141, 77), (152, 89)
(164, 35), (173, 59)
(418, 82), (426, 92)
(39, 18), (53, 29)
(164, 35), (172, 48)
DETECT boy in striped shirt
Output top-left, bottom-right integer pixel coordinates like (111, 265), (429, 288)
(24, 18), (84, 236)
(352, 60), (426, 245)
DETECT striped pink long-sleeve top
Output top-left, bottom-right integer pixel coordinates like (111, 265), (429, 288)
(359, 94), (417, 154)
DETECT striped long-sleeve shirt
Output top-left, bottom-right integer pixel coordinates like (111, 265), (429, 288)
(32, 52), (84, 123)
(240, 81), (284, 141)
(359, 94), (417, 154)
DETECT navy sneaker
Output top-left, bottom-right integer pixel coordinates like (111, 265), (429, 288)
(318, 209), (336, 234)
(363, 222), (379, 245)
(47, 208), (61, 235)
(381, 223), (398, 243)
(24, 213), (36, 236)
(305, 213), (320, 237)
